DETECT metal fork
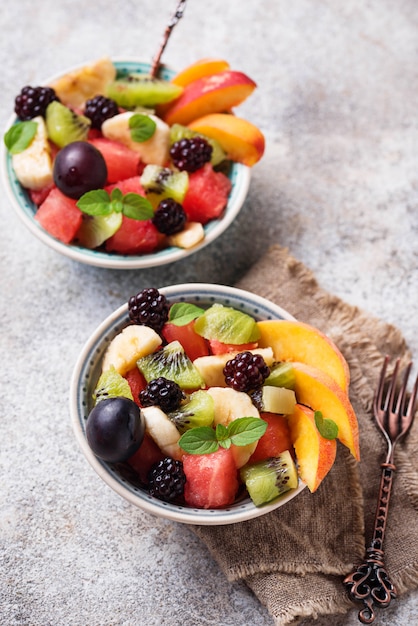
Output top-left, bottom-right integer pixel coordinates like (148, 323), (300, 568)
(344, 356), (418, 624)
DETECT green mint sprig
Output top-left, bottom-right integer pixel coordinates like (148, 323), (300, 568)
(76, 187), (154, 221)
(4, 121), (38, 154)
(129, 113), (156, 142)
(179, 417), (267, 455)
(314, 410), (338, 440)
(168, 302), (205, 326)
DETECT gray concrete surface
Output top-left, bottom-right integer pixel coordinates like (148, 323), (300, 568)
(1, 1), (418, 624)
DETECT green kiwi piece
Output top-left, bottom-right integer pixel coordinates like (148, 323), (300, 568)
(137, 340), (204, 390)
(140, 164), (188, 208)
(193, 303), (261, 345)
(240, 451), (298, 506)
(106, 74), (183, 109)
(93, 366), (133, 405)
(169, 123), (227, 166)
(76, 213), (123, 249)
(168, 390), (214, 434)
(264, 362), (296, 390)
(45, 101), (91, 148)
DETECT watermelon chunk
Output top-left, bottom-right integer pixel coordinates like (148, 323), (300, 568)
(183, 447), (239, 508)
(105, 175), (146, 196)
(89, 137), (143, 183)
(105, 216), (161, 255)
(248, 412), (293, 464)
(161, 321), (210, 361)
(124, 366), (147, 406)
(29, 184), (55, 207)
(35, 187), (83, 243)
(182, 163), (232, 224)
(127, 433), (165, 484)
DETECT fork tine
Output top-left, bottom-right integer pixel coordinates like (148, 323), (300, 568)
(375, 354), (389, 412)
(384, 358), (400, 414)
(396, 362), (412, 417)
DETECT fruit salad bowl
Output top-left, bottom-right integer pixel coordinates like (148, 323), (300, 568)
(70, 284), (307, 525)
(1, 58), (252, 270)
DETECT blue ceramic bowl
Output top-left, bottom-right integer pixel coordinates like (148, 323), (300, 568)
(1, 59), (251, 269)
(70, 284), (306, 525)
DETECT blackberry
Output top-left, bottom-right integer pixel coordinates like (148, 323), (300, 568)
(170, 136), (213, 172)
(84, 95), (119, 129)
(152, 198), (187, 235)
(223, 351), (270, 392)
(148, 457), (186, 502)
(139, 377), (185, 413)
(14, 85), (60, 121)
(128, 287), (169, 333)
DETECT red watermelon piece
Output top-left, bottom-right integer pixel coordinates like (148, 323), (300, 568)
(127, 433), (165, 484)
(35, 187), (83, 244)
(248, 412), (293, 464)
(208, 339), (258, 355)
(182, 163), (232, 224)
(89, 137), (143, 183)
(29, 184), (55, 207)
(105, 216), (160, 255)
(161, 321), (210, 361)
(105, 175), (146, 196)
(183, 447), (239, 508)
(124, 366), (147, 406)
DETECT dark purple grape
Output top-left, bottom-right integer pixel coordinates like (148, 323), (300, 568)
(53, 141), (108, 199)
(86, 397), (145, 463)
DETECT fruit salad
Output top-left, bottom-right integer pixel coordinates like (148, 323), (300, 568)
(84, 288), (360, 509)
(4, 57), (265, 257)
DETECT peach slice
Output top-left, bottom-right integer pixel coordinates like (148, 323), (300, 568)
(257, 320), (350, 391)
(171, 58), (231, 87)
(291, 362), (360, 460)
(160, 70), (257, 126)
(288, 404), (337, 492)
(188, 113), (265, 167)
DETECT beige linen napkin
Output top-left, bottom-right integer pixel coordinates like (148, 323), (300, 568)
(191, 245), (418, 625)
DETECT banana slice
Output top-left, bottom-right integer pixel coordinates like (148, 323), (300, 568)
(49, 57), (116, 108)
(12, 116), (53, 190)
(101, 111), (170, 165)
(207, 386), (260, 467)
(142, 405), (182, 461)
(102, 325), (162, 376)
(167, 222), (204, 249)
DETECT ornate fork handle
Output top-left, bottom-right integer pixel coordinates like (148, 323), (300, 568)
(344, 462), (397, 623)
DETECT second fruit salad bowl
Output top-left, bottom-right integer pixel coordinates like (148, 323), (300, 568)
(1, 56), (263, 269)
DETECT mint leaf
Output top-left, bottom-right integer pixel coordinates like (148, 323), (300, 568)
(77, 189), (113, 215)
(314, 410), (338, 440)
(129, 114), (157, 142)
(178, 426), (219, 454)
(168, 302), (205, 326)
(4, 121), (38, 154)
(228, 417), (267, 446)
(178, 416), (267, 455)
(121, 193), (154, 220)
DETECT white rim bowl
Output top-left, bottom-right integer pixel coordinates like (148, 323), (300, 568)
(1, 59), (251, 269)
(70, 284), (306, 525)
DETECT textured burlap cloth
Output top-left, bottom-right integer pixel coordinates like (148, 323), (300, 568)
(191, 245), (418, 625)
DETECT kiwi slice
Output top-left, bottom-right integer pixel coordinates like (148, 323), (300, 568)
(106, 74), (183, 109)
(265, 362), (296, 390)
(194, 303), (260, 345)
(45, 101), (91, 148)
(140, 164), (188, 208)
(137, 340), (204, 390)
(169, 123), (227, 167)
(76, 212), (123, 249)
(240, 451), (298, 506)
(168, 390), (214, 434)
(93, 366), (133, 405)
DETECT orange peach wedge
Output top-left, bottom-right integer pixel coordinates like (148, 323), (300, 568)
(160, 70), (257, 126)
(257, 320), (350, 391)
(189, 113), (265, 166)
(288, 404), (337, 492)
(291, 362), (360, 460)
(171, 58), (231, 87)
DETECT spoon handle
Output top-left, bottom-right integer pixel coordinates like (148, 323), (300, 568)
(150, 0), (188, 77)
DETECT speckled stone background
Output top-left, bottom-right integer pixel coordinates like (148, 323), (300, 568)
(1, 1), (418, 625)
